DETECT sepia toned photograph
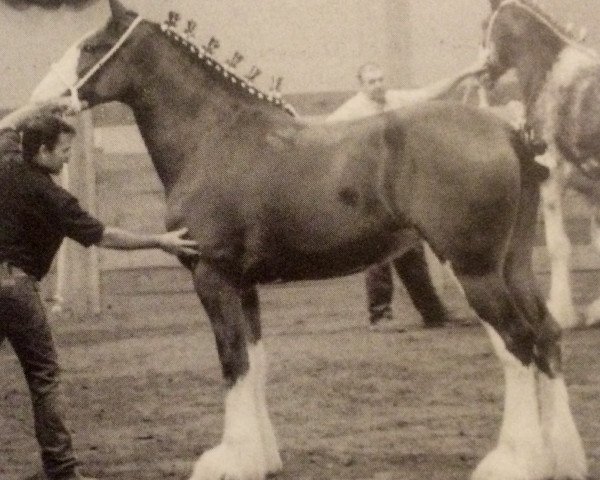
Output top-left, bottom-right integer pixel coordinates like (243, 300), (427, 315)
(1, 1), (600, 478)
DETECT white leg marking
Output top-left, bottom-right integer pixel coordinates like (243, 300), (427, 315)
(473, 324), (552, 480)
(190, 344), (267, 480)
(540, 162), (579, 329)
(252, 342), (283, 475)
(538, 373), (587, 479)
(585, 210), (600, 326)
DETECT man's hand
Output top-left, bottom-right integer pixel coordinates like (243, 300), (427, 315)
(41, 97), (88, 117)
(157, 227), (199, 257)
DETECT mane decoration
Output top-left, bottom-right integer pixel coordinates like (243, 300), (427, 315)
(160, 11), (297, 117)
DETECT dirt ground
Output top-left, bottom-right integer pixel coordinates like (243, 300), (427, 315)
(2, 272), (600, 480)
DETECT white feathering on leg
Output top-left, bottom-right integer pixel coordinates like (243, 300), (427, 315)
(473, 324), (552, 480)
(190, 350), (267, 480)
(252, 342), (283, 475)
(538, 373), (587, 479)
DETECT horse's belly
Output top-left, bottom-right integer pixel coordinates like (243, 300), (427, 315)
(254, 227), (420, 283)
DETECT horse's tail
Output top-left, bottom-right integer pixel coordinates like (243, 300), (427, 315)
(509, 127), (549, 184)
(502, 126), (548, 286)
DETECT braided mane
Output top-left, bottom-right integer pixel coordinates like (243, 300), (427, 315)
(159, 22), (297, 117)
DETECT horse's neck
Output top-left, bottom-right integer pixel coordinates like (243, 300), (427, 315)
(516, 57), (550, 112)
(123, 38), (264, 193)
(512, 42), (562, 125)
(128, 89), (210, 192)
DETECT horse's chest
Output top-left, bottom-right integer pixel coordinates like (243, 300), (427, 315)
(543, 64), (600, 162)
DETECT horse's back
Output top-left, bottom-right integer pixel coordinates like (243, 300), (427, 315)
(388, 102), (521, 187)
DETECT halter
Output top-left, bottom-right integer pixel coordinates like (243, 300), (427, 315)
(50, 15), (143, 111)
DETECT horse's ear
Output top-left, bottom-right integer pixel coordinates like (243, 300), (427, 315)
(109, 0), (128, 19)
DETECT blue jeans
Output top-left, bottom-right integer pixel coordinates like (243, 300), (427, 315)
(0, 264), (78, 479)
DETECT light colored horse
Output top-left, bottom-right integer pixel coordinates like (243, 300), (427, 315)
(484, 0), (600, 329)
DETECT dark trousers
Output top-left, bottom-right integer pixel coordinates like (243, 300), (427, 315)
(0, 265), (77, 479)
(365, 245), (450, 327)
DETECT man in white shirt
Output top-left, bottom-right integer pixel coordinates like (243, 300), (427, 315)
(327, 61), (485, 329)
(328, 62), (484, 121)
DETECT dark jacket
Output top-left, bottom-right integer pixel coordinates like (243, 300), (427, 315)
(0, 129), (104, 280)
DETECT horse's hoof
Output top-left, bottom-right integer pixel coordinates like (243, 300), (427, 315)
(472, 446), (552, 480)
(189, 443), (267, 480)
(265, 454), (283, 477)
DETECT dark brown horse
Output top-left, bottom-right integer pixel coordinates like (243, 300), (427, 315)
(32, 1), (585, 479)
(483, 0), (600, 330)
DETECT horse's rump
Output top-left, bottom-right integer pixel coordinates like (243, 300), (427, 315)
(374, 103), (525, 271)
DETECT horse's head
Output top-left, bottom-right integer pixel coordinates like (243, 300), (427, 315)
(482, 1), (526, 88)
(31, 0), (144, 107)
(483, 0), (578, 89)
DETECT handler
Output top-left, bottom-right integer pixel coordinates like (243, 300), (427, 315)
(0, 98), (198, 480)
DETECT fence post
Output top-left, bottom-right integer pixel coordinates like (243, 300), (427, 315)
(56, 110), (101, 318)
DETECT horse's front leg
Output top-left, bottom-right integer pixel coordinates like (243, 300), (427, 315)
(560, 167), (600, 326)
(584, 207), (600, 325)
(241, 286), (283, 475)
(540, 157), (580, 328)
(189, 263), (278, 480)
(457, 271), (552, 480)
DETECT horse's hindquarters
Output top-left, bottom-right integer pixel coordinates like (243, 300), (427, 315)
(400, 126), (521, 273)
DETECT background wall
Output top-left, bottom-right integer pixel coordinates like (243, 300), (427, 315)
(0, 0), (493, 107)
(2, 1), (598, 109)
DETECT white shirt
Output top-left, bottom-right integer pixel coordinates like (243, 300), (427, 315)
(327, 89), (525, 130)
(326, 89), (432, 122)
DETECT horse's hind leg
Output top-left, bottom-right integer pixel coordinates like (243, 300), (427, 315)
(537, 355), (587, 480)
(504, 245), (587, 480)
(467, 169), (587, 480)
(456, 271), (552, 480)
(516, 156), (587, 479)
(189, 263), (273, 480)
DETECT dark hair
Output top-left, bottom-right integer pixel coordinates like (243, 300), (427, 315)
(21, 115), (76, 162)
